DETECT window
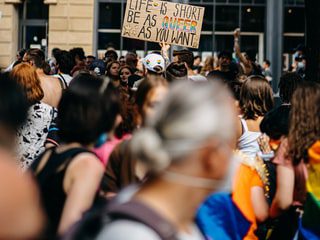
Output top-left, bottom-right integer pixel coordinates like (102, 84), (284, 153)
(98, 3), (121, 29)
(284, 7), (305, 33)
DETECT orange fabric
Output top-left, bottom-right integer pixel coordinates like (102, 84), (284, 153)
(308, 140), (320, 165)
(232, 164), (264, 240)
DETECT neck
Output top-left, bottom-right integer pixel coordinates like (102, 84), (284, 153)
(36, 68), (45, 76)
(135, 177), (209, 233)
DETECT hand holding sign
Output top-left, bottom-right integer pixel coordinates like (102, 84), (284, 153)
(122, 0), (205, 48)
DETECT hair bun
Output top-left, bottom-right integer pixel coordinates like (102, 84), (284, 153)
(130, 128), (170, 173)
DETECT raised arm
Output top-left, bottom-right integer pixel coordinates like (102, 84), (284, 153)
(234, 28), (250, 68)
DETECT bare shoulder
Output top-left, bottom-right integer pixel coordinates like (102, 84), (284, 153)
(67, 152), (104, 176)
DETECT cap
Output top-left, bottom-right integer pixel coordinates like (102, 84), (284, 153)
(142, 53), (165, 73)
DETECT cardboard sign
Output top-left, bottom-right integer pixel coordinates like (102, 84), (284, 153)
(122, 0), (205, 48)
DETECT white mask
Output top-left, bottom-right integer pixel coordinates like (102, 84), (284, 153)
(161, 153), (239, 193)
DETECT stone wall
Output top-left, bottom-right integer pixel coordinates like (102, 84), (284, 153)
(48, 0), (94, 56)
(0, 0), (19, 69)
(0, 0), (95, 69)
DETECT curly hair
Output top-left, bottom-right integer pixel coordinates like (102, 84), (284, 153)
(279, 72), (302, 104)
(10, 63), (44, 105)
(288, 82), (320, 165)
(240, 76), (274, 120)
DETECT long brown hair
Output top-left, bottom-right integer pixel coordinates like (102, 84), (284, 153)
(240, 76), (274, 120)
(288, 81), (320, 165)
(10, 63), (44, 105)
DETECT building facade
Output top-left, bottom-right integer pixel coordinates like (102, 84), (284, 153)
(0, 0), (305, 69)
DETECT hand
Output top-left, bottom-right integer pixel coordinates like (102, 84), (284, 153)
(258, 134), (272, 154)
(160, 41), (170, 52)
(234, 28), (240, 39)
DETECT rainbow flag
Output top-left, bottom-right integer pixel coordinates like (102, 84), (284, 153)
(196, 192), (251, 240)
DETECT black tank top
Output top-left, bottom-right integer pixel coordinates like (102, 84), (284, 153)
(31, 147), (94, 236)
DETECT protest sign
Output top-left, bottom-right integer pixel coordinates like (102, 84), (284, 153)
(121, 0), (205, 48)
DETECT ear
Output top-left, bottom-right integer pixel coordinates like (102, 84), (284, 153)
(199, 143), (231, 180)
(29, 60), (35, 67)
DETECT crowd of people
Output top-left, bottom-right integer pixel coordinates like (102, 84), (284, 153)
(0, 28), (319, 240)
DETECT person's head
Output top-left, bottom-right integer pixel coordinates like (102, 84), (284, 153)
(104, 50), (118, 64)
(263, 60), (271, 69)
(240, 76), (274, 120)
(173, 49), (194, 69)
(218, 51), (232, 70)
(135, 75), (168, 125)
(69, 47), (86, 64)
(194, 56), (201, 66)
(23, 48), (45, 69)
(51, 48), (61, 59)
(165, 62), (188, 83)
(202, 56), (214, 72)
(86, 55), (96, 68)
(0, 73), (28, 150)
(106, 61), (120, 79)
(16, 49), (27, 61)
(57, 73), (114, 146)
(89, 59), (106, 76)
(55, 50), (75, 76)
(125, 52), (138, 69)
(142, 53), (165, 75)
(10, 63), (44, 105)
(278, 72), (302, 104)
(119, 56), (126, 66)
(119, 65), (134, 85)
(289, 82), (320, 165)
(130, 81), (237, 188)
(260, 105), (290, 141)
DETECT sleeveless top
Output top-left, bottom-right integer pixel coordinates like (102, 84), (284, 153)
(238, 118), (261, 159)
(16, 102), (57, 170)
(31, 147), (94, 236)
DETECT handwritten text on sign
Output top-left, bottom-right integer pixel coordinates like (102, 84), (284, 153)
(122, 0), (205, 48)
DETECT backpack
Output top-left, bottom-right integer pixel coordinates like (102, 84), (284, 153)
(62, 199), (178, 240)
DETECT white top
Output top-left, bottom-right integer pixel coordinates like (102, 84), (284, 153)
(238, 118), (261, 159)
(54, 73), (73, 86)
(188, 74), (207, 82)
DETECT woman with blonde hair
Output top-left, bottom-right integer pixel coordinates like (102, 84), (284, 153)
(10, 63), (56, 170)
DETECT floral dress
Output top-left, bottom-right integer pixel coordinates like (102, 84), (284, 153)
(16, 102), (57, 170)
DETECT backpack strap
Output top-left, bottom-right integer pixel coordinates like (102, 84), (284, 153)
(107, 200), (178, 240)
(35, 147), (94, 184)
(58, 73), (68, 89)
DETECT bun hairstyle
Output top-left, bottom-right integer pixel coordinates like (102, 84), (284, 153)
(130, 81), (236, 173)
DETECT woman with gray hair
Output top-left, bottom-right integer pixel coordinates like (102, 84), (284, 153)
(96, 80), (237, 240)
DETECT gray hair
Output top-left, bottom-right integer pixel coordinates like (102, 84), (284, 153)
(130, 81), (235, 172)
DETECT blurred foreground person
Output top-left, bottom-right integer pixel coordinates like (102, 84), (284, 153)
(0, 150), (45, 239)
(31, 73), (108, 237)
(0, 74), (44, 238)
(0, 73), (28, 152)
(96, 81), (236, 240)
